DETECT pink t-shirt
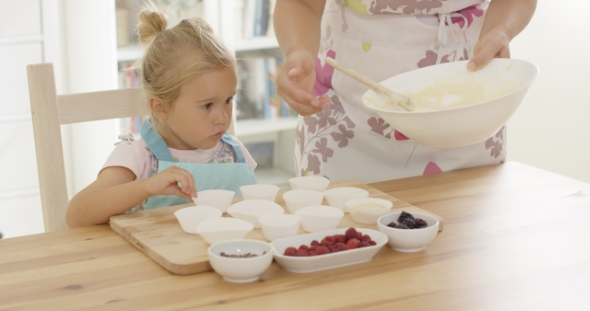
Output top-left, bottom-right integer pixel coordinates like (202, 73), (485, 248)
(101, 135), (257, 180)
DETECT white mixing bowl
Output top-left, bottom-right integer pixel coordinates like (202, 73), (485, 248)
(362, 58), (538, 149)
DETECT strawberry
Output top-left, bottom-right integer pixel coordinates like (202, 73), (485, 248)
(332, 242), (347, 252)
(344, 228), (358, 240)
(321, 235), (335, 246)
(316, 246), (330, 255)
(346, 238), (359, 250)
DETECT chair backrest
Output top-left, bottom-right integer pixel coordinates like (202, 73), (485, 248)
(27, 63), (236, 232)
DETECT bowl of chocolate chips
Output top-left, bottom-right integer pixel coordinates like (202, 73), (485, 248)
(377, 211), (439, 252)
(207, 239), (273, 283)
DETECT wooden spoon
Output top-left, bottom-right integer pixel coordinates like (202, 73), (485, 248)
(325, 57), (419, 112)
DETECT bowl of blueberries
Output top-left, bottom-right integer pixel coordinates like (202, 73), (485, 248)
(377, 211), (439, 252)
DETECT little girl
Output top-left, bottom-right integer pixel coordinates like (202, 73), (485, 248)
(66, 5), (258, 228)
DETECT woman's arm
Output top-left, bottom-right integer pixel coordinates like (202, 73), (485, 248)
(273, 0), (330, 116)
(274, 0), (324, 58)
(468, 0), (537, 71)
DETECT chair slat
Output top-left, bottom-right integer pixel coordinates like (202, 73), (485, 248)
(27, 63), (69, 231)
(58, 88), (148, 124)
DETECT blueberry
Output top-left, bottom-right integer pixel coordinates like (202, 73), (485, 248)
(398, 211), (415, 223)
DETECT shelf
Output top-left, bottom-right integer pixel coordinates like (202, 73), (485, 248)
(0, 34), (43, 45)
(118, 36), (280, 62)
(117, 44), (142, 62)
(235, 117), (298, 138)
(235, 36), (279, 53)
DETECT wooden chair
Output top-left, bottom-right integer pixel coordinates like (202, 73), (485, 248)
(27, 63), (237, 232)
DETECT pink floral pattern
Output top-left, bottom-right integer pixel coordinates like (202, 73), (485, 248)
(452, 5), (484, 28)
(370, 0), (449, 15)
(423, 162), (442, 175)
(485, 127), (505, 158)
(394, 130), (409, 140)
(313, 50), (336, 96)
(418, 48), (469, 68)
(368, 117), (393, 138)
(295, 0), (502, 181)
(296, 95), (355, 177)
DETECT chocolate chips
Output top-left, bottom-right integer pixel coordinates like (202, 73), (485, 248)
(220, 251), (267, 258)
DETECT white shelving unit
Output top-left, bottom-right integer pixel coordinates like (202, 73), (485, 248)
(116, 36), (280, 62)
(235, 36), (279, 52)
(116, 44), (142, 62)
(234, 117), (297, 137)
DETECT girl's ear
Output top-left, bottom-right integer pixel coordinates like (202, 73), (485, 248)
(149, 96), (168, 120)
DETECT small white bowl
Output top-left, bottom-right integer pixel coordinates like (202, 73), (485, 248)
(195, 217), (254, 244)
(289, 176), (330, 192)
(282, 189), (325, 214)
(346, 198), (393, 224)
(240, 184), (280, 201)
(208, 239), (273, 283)
(258, 214), (302, 241)
(227, 199), (285, 228)
(377, 212), (439, 252)
(174, 206), (223, 234)
(295, 205), (344, 233)
(192, 189), (235, 213)
(324, 187), (370, 212)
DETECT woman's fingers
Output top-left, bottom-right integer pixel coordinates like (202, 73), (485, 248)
(277, 51), (331, 116)
(468, 30), (510, 71)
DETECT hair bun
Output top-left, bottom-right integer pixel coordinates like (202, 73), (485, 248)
(137, 8), (168, 46)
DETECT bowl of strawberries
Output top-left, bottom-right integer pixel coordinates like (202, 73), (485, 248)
(270, 227), (387, 273)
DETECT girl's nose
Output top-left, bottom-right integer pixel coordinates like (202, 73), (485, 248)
(213, 104), (229, 124)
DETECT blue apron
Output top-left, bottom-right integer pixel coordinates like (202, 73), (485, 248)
(140, 118), (258, 209)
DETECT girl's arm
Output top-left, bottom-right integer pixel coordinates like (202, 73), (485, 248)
(468, 0), (537, 71)
(66, 165), (197, 228)
(273, 0), (330, 116)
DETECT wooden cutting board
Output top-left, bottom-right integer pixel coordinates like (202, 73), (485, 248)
(109, 180), (443, 275)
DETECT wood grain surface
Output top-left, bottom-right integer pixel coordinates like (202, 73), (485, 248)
(2, 162), (590, 311)
(109, 180), (443, 275)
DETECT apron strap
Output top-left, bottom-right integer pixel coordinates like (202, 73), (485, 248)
(437, 12), (469, 64)
(221, 133), (247, 163)
(141, 118), (245, 164)
(140, 118), (174, 162)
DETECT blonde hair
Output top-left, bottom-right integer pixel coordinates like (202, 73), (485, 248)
(132, 4), (236, 112)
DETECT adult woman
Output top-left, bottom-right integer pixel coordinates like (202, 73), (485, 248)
(274, 0), (536, 183)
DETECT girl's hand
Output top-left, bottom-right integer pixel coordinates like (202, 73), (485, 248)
(143, 166), (197, 201)
(468, 28), (511, 71)
(277, 50), (331, 116)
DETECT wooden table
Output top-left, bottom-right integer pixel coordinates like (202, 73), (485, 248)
(2, 162), (590, 310)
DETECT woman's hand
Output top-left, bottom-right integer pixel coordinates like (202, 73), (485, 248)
(468, 28), (510, 71)
(277, 50), (331, 116)
(467, 0), (537, 72)
(143, 166), (197, 201)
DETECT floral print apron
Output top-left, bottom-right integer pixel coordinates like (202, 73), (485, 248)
(295, 0), (505, 184)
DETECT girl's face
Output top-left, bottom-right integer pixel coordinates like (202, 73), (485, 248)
(158, 66), (237, 150)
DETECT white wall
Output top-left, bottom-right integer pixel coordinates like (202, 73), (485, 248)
(0, 0), (61, 238)
(61, 0), (119, 196)
(508, 0), (590, 183)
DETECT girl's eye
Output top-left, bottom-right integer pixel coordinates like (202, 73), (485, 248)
(225, 97), (233, 105)
(203, 103), (213, 110)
